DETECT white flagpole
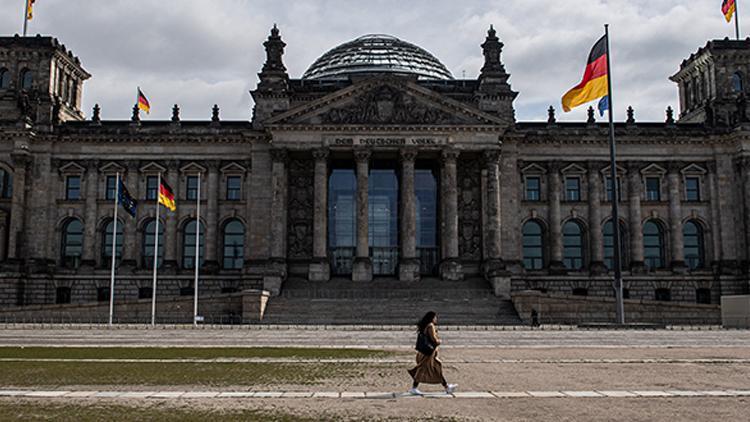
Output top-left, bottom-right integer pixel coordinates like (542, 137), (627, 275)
(22, 0), (29, 37)
(193, 172), (201, 326)
(151, 172), (161, 326)
(108, 172), (119, 326)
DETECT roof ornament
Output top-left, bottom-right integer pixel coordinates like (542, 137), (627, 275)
(547, 105), (556, 124)
(258, 24), (289, 92)
(131, 104), (140, 123)
(91, 104), (101, 123)
(626, 106), (635, 124)
(171, 104), (180, 122)
(587, 106), (596, 125)
(480, 24), (505, 76)
(212, 104), (221, 122)
(665, 106), (675, 125)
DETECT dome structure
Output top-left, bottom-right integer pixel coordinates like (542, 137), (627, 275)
(302, 34), (453, 81)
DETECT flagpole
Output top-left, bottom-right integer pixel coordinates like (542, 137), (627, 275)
(604, 24), (625, 325)
(193, 173), (201, 326)
(151, 172), (161, 326)
(736, 0), (742, 40)
(108, 173), (120, 326)
(22, 0), (29, 36)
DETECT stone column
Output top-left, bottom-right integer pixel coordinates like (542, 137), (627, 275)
(204, 161), (220, 272)
(667, 162), (686, 272)
(121, 162), (139, 268)
(627, 162), (645, 271)
(162, 163), (179, 272)
(81, 160), (99, 268)
(548, 162), (564, 269)
(587, 162), (605, 273)
(352, 149), (372, 282)
(7, 151), (30, 262)
(265, 149), (288, 295)
(483, 149), (510, 296)
(439, 149), (463, 281)
(399, 148), (420, 282)
(308, 148), (330, 282)
(706, 161), (722, 265)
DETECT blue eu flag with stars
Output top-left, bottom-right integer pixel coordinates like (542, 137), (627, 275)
(118, 179), (137, 217)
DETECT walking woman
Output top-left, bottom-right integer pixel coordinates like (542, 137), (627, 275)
(408, 311), (457, 395)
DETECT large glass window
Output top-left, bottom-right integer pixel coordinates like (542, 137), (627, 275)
(328, 168), (356, 275)
(223, 219), (244, 269)
(603, 220), (627, 270)
(685, 177), (700, 201)
(182, 220), (205, 269)
(0, 68), (9, 89)
(369, 168), (398, 276)
(522, 220), (544, 270)
(563, 221), (584, 270)
(643, 220), (665, 269)
(186, 176), (199, 200)
(684, 220), (704, 270)
(61, 218), (84, 268)
(66, 175), (81, 200)
(645, 177), (661, 201)
(102, 219), (123, 262)
(226, 176), (241, 200)
(20, 69), (32, 90)
(525, 176), (541, 201)
(605, 176), (621, 202)
(142, 219), (164, 268)
(0, 168), (12, 198)
(105, 176), (117, 200)
(565, 177), (581, 202)
(146, 176), (158, 200)
(733, 72), (744, 93)
(415, 168), (438, 275)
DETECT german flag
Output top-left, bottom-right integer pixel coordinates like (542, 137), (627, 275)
(723, 0), (736, 23)
(137, 88), (150, 114)
(158, 179), (176, 211)
(562, 35), (609, 113)
(26, 0), (35, 20)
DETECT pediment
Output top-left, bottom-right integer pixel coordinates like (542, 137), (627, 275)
(265, 79), (506, 127)
(59, 161), (86, 174)
(561, 163), (587, 174)
(140, 162), (167, 173)
(521, 163), (547, 174)
(99, 161), (125, 173)
(220, 162), (247, 174)
(640, 163), (667, 175)
(600, 164), (627, 175)
(179, 162), (207, 174)
(680, 163), (707, 175)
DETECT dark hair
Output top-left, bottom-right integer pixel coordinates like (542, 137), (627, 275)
(417, 311), (437, 332)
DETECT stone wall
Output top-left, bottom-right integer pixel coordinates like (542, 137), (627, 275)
(511, 290), (721, 325)
(0, 289), (269, 324)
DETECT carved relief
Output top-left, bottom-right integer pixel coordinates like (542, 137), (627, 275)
(322, 84), (461, 125)
(458, 156), (483, 261)
(287, 157), (314, 260)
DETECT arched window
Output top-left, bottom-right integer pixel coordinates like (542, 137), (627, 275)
(0, 68), (9, 89)
(643, 220), (666, 269)
(223, 219), (244, 270)
(522, 220), (544, 270)
(733, 72), (744, 93)
(603, 220), (627, 270)
(102, 219), (123, 263)
(61, 218), (84, 268)
(142, 219), (164, 268)
(20, 69), (32, 90)
(562, 220), (585, 270)
(683, 220), (705, 270)
(0, 168), (12, 198)
(182, 220), (205, 269)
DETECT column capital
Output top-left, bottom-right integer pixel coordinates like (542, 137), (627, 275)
(666, 161), (684, 174)
(586, 160), (605, 173)
(353, 148), (371, 163)
(483, 149), (501, 165)
(706, 160), (717, 173)
(626, 160), (644, 174)
(270, 148), (288, 164)
(312, 147), (330, 162)
(440, 148), (460, 164)
(205, 159), (222, 171)
(399, 148), (418, 163)
(10, 151), (31, 167)
(547, 160), (562, 173)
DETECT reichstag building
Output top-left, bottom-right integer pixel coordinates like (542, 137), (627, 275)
(0, 26), (748, 321)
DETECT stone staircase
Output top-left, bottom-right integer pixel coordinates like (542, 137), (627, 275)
(260, 277), (522, 325)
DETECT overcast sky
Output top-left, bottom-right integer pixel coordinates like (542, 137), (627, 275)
(0, 0), (737, 122)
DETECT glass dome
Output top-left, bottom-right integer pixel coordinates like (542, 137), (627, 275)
(302, 34), (454, 81)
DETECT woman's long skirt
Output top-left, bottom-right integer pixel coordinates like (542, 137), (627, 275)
(407, 350), (444, 384)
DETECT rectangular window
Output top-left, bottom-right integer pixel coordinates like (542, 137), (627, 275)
(65, 176), (81, 200)
(645, 177), (661, 201)
(146, 176), (158, 200)
(186, 176), (199, 200)
(525, 176), (541, 201)
(605, 177), (621, 202)
(226, 176), (241, 201)
(565, 177), (581, 201)
(105, 176), (117, 200)
(685, 177), (700, 201)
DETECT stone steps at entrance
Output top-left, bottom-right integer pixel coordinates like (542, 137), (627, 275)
(261, 277), (522, 325)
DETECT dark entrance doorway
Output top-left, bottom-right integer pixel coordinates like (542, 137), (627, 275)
(369, 167), (398, 276)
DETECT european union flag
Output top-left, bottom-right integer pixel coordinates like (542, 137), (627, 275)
(598, 96), (609, 117)
(118, 179), (137, 217)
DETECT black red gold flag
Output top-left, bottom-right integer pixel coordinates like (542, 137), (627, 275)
(562, 35), (609, 113)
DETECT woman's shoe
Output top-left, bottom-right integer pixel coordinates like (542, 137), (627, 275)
(445, 384), (458, 394)
(408, 387), (423, 395)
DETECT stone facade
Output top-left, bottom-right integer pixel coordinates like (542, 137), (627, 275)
(1, 29), (750, 321)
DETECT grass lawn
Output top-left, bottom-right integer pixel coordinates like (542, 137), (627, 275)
(0, 347), (393, 360)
